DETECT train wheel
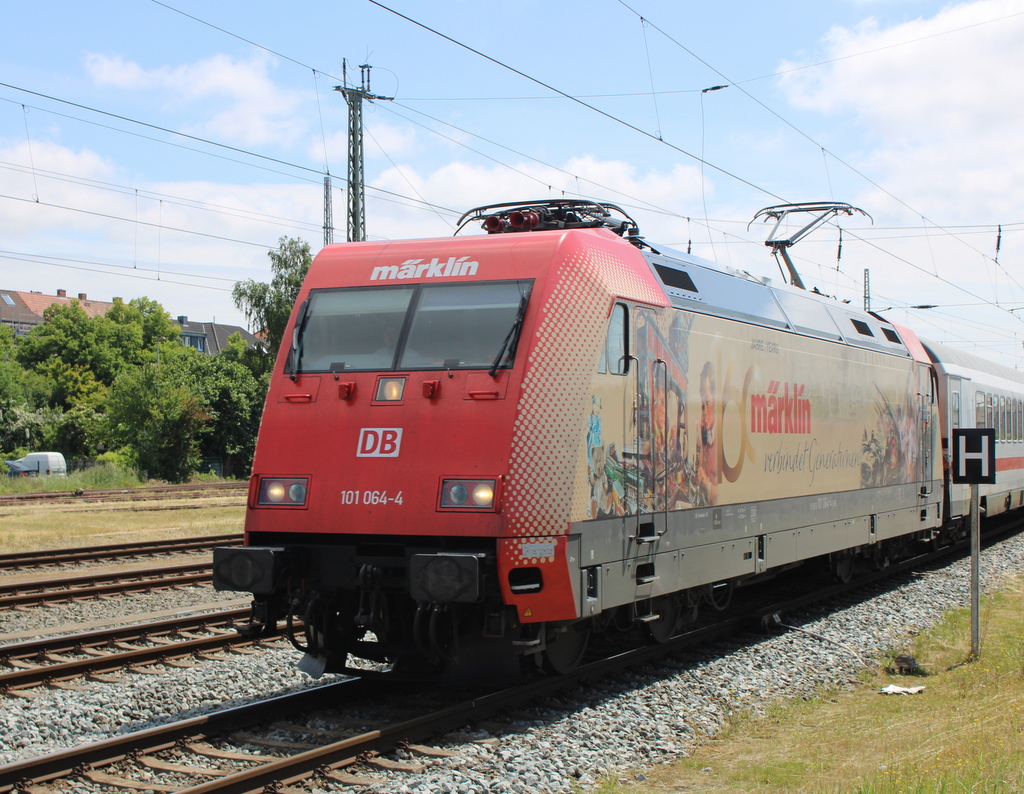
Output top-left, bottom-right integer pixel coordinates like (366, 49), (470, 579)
(542, 622), (590, 675)
(639, 596), (681, 645)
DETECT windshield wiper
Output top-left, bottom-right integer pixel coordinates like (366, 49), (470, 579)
(288, 299), (311, 381)
(489, 290), (530, 378)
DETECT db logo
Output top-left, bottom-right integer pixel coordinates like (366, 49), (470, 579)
(357, 428), (403, 457)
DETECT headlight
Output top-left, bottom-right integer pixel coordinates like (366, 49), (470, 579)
(375, 377), (406, 401)
(439, 478), (498, 510)
(472, 482), (494, 505)
(257, 477), (309, 507)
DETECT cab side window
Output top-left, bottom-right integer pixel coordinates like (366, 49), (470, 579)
(598, 303), (629, 375)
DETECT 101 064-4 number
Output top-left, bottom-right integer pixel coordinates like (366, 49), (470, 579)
(340, 490), (404, 505)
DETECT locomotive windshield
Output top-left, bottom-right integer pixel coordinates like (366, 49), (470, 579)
(289, 279), (533, 374)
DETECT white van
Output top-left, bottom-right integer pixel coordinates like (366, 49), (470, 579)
(18, 452), (68, 477)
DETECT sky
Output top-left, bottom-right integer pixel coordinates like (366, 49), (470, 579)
(2, 0), (1024, 365)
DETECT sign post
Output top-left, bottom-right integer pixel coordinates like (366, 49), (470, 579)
(951, 428), (996, 660)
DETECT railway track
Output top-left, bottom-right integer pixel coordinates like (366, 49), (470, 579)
(0, 561), (212, 609)
(0, 605), (262, 692)
(0, 534), (242, 572)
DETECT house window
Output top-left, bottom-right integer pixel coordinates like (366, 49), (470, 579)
(181, 334), (206, 353)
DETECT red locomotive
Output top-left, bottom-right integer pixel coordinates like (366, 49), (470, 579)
(214, 199), (1024, 680)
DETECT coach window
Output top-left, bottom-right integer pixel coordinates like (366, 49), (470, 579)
(975, 392), (986, 428)
(598, 303), (629, 375)
(951, 391), (960, 429)
(987, 393), (996, 431)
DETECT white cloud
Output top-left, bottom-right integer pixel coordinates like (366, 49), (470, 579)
(84, 51), (307, 147)
(778, 0), (1024, 222)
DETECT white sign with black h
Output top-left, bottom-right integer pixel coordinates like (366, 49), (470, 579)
(951, 428), (996, 485)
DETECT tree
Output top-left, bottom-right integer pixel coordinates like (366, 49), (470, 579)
(232, 236), (312, 357)
(16, 301), (117, 383)
(15, 297), (178, 390)
(43, 405), (106, 460)
(164, 347), (265, 477)
(106, 364), (209, 482)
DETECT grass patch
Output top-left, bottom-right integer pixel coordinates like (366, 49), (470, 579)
(0, 502), (245, 554)
(0, 463), (246, 553)
(622, 580), (1024, 793)
(0, 462), (245, 495)
(0, 463), (143, 494)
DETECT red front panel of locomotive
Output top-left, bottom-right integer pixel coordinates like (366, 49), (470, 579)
(244, 234), (552, 540)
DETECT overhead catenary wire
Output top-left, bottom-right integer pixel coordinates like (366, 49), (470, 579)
(0, 91), (455, 217)
(0, 250), (235, 292)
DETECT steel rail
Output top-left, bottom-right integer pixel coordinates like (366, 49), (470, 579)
(1, 627), (256, 692)
(0, 678), (378, 794)
(0, 534), (241, 571)
(0, 562), (212, 609)
(0, 607), (253, 690)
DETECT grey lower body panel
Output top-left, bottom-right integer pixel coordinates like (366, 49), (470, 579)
(573, 481), (941, 617)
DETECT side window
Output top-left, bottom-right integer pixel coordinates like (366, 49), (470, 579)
(1000, 395), (1007, 441)
(976, 392), (986, 428)
(598, 303), (629, 375)
(988, 393), (996, 431)
(951, 391), (960, 429)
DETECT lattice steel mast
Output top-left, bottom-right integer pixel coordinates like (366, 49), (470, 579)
(334, 63), (392, 242)
(323, 175), (334, 247)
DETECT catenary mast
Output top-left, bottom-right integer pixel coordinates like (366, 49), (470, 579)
(334, 63), (392, 242)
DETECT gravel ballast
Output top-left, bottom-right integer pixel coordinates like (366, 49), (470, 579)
(2, 534), (1023, 792)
